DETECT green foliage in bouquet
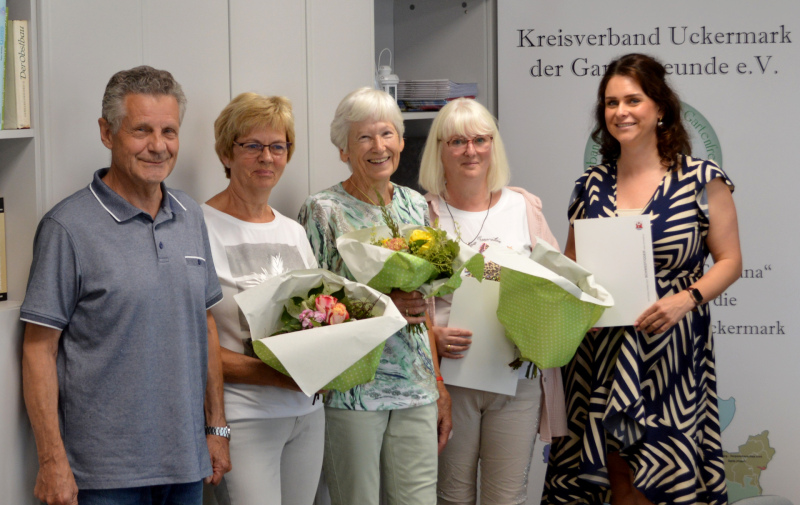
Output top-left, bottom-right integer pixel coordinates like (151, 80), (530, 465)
(372, 192), (461, 280)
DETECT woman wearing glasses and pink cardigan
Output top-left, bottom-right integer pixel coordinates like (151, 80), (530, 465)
(419, 98), (568, 505)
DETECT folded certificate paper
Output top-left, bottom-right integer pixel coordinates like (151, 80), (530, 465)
(574, 215), (657, 327)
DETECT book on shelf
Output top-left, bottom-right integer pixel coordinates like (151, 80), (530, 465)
(0, 198), (6, 301)
(3, 18), (30, 130)
(0, 1), (6, 129)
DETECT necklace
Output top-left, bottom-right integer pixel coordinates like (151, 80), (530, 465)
(347, 179), (389, 207)
(443, 192), (493, 246)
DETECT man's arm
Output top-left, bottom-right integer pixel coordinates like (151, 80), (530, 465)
(22, 323), (78, 505)
(204, 310), (231, 485)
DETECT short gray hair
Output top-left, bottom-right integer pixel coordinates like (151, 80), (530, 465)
(330, 87), (404, 153)
(101, 66), (187, 134)
(418, 98), (510, 199)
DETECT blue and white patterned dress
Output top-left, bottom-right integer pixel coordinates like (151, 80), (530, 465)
(542, 155), (733, 505)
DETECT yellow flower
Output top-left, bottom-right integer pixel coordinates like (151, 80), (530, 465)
(409, 229), (433, 252)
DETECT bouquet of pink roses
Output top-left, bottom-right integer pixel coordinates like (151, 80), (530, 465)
(235, 269), (407, 395)
(271, 286), (372, 335)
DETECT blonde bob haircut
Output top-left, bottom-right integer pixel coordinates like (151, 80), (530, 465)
(418, 98), (510, 199)
(330, 87), (405, 156)
(214, 92), (296, 178)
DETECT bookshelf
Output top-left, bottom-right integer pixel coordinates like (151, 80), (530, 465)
(0, 3), (40, 502)
(0, 0), (40, 313)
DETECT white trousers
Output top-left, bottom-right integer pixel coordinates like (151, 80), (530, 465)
(437, 379), (542, 505)
(213, 409), (325, 505)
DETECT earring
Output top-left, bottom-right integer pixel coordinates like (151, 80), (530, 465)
(657, 117), (664, 127)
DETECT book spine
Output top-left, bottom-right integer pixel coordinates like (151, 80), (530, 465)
(12, 20), (29, 128)
(0, 197), (6, 301)
(4, 19), (29, 129)
(0, 5), (6, 129)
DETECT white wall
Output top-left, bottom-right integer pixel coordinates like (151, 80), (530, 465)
(38, 0), (374, 218)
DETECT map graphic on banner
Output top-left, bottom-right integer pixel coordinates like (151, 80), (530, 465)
(719, 397), (777, 502)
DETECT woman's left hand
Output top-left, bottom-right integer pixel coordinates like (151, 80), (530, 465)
(389, 289), (427, 324)
(634, 290), (695, 334)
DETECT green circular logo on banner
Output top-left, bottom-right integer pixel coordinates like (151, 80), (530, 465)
(583, 102), (722, 170)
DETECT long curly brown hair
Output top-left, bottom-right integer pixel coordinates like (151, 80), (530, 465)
(591, 53), (691, 167)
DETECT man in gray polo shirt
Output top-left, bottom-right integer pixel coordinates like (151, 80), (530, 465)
(20, 66), (230, 505)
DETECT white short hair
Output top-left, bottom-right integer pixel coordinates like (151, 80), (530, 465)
(330, 87), (405, 153)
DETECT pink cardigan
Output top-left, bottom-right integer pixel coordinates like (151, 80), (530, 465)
(426, 187), (568, 441)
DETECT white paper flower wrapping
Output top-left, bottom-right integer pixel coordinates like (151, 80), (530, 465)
(234, 269), (407, 396)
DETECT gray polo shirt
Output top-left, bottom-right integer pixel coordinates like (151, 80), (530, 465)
(21, 168), (223, 489)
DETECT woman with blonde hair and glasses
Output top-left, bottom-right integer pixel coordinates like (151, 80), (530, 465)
(418, 97), (568, 505)
(204, 92), (324, 505)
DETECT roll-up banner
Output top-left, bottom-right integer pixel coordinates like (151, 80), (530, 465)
(498, 2), (798, 502)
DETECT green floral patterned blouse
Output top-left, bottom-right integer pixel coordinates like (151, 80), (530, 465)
(298, 182), (438, 411)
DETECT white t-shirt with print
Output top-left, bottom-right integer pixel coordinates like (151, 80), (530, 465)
(202, 204), (322, 420)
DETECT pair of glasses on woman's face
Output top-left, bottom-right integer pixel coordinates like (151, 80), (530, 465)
(444, 135), (493, 153)
(234, 141), (292, 158)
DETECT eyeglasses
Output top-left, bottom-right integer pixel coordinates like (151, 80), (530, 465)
(234, 141), (292, 158)
(444, 135), (493, 153)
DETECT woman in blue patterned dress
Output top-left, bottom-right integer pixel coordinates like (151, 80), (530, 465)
(298, 87), (450, 505)
(542, 54), (742, 505)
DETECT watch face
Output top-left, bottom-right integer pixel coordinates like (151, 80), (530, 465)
(690, 288), (703, 304)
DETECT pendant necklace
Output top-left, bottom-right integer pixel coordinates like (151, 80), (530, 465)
(443, 192), (492, 246)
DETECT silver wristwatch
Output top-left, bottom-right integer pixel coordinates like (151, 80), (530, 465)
(205, 425), (231, 439)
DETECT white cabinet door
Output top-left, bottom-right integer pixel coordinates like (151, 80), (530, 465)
(229, 0), (374, 218)
(38, 0), (230, 208)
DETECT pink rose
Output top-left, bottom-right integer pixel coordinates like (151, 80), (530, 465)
(328, 303), (349, 325)
(315, 295), (338, 316)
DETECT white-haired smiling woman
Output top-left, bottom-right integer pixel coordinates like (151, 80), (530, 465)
(298, 87), (451, 505)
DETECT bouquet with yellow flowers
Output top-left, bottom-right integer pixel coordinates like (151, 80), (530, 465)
(336, 204), (484, 302)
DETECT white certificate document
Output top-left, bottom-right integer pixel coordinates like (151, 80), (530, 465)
(574, 215), (657, 327)
(439, 276), (519, 396)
